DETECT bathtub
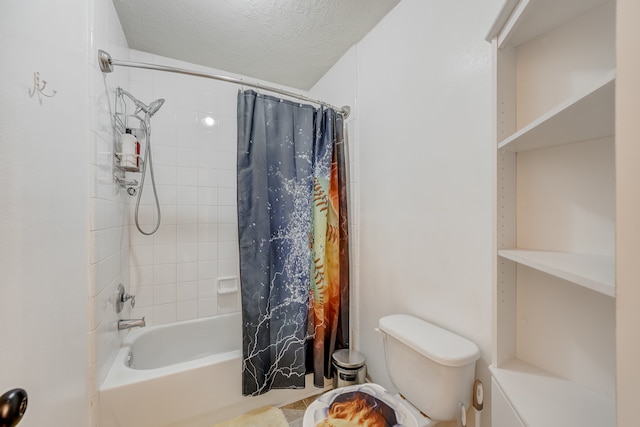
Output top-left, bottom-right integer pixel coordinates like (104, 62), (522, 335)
(99, 312), (328, 427)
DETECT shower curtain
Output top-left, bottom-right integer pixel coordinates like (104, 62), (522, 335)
(237, 90), (349, 396)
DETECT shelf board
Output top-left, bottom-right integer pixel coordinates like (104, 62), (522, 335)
(498, 249), (615, 297)
(498, 71), (615, 152)
(490, 359), (615, 427)
(497, 0), (610, 48)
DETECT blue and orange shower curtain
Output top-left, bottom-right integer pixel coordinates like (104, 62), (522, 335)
(237, 90), (349, 395)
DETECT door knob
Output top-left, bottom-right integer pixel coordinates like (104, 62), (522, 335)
(0, 388), (27, 427)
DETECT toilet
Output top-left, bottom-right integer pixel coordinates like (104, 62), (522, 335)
(303, 314), (480, 427)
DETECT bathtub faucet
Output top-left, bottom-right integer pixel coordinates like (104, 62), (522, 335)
(118, 317), (146, 330)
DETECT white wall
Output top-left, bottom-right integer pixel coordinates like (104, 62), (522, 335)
(0, 1), (90, 425)
(312, 1), (503, 425)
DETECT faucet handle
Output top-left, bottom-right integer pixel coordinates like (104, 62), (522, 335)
(116, 284), (136, 313)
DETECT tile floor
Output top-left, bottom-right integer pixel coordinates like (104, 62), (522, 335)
(280, 394), (323, 427)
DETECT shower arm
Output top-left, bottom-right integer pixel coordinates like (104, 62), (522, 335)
(98, 49), (351, 118)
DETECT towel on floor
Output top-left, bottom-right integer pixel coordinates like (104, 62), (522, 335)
(212, 406), (290, 427)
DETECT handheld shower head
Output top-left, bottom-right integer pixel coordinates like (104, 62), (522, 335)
(147, 99), (165, 116)
(133, 98), (164, 117)
(117, 88), (165, 117)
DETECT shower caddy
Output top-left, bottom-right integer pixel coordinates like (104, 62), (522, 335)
(113, 88), (145, 195)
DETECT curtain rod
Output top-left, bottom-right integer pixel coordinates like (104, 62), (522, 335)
(98, 50), (350, 118)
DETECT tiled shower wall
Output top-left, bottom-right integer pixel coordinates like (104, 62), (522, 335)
(88, 0), (131, 419)
(126, 50), (242, 325)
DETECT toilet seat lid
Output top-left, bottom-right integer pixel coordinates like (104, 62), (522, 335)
(302, 383), (419, 427)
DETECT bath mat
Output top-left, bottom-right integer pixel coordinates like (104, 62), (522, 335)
(211, 406), (289, 427)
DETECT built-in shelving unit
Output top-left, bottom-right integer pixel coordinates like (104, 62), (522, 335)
(497, 0), (612, 48)
(488, 0), (616, 425)
(490, 360), (616, 427)
(497, 71), (615, 152)
(498, 249), (614, 297)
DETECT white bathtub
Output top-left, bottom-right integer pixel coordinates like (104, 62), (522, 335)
(99, 312), (328, 427)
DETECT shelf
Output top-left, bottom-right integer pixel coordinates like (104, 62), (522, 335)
(498, 71), (615, 152)
(496, 0), (611, 48)
(490, 359), (615, 427)
(498, 249), (614, 297)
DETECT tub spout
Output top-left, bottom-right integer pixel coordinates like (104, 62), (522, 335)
(118, 317), (146, 330)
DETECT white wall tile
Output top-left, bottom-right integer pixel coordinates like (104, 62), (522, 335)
(131, 265), (154, 287)
(198, 206), (219, 224)
(198, 261), (217, 280)
(197, 149), (217, 169)
(155, 283), (177, 304)
(133, 285), (154, 307)
(197, 298), (218, 318)
(177, 262), (198, 282)
(198, 242), (218, 261)
(198, 168), (218, 187)
(177, 166), (198, 186)
(177, 243), (198, 262)
(198, 223), (218, 243)
(177, 281), (198, 301)
(218, 206), (237, 223)
(153, 145), (177, 166)
(177, 147), (199, 168)
(177, 205), (199, 224)
(217, 241), (238, 260)
(131, 204), (159, 226)
(154, 244), (177, 264)
(177, 300), (198, 321)
(176, 186), (198, 206)
(197, 128), (218, 150)
(218, 293), (238, 314)
(153, 224), (177, 245)
(198, 187), (218, 205)
(218, 224), (237, 241)
(154, 263), (177, 284)
(218, 259), (239, 277)
(160, 204), (178, 225)
(130, 244), (154, 266)
(198, 279), (217, 298)
(154, 165), (177, 185)
(218, 188), (236, 205)
(217, 150), (236, 170)
(218, 170), (236, 188)
(177, 224), (198, 244)
(154, 303), (177, 325)
(156, 185), (178, 205)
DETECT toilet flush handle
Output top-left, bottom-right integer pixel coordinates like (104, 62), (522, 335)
(457, 402), (467, 427)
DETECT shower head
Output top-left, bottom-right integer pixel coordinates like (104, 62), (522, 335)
(117, 88), (165, 117)
(147, 99), (165, 116)
(133, 98), (164, 117)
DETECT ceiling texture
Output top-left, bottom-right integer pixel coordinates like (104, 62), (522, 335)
(112, 0), (401, 90)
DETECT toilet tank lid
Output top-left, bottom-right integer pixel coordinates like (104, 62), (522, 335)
(378, 314), (480, 367)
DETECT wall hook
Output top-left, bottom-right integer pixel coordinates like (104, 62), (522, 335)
(28, 71), (57, 103)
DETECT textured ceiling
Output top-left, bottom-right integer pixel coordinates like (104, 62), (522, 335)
(112, 0), (401, 90)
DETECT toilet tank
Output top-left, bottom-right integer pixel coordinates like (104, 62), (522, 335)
(378, 314), (480, 422)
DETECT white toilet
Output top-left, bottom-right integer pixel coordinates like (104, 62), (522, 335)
(303, 314), (480, 427)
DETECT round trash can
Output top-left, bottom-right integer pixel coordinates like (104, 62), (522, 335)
(332, 349), (366, 388)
